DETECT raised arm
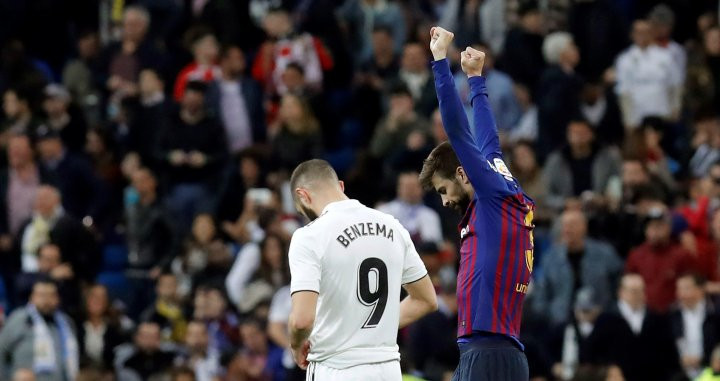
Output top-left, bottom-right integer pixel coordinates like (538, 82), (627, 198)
(462, 47), (502, 158)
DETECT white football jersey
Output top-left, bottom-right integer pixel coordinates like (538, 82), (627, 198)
(289, 199), (427, 369)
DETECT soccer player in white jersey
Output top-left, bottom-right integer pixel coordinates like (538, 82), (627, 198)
(287, 159), (438, 381)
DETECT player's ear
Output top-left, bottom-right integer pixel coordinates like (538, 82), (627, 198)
(295, 188), (311, 205)
(338, 180), (345, 192)
(455, 166), (469, 184)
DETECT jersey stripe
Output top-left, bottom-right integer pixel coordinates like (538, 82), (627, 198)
(491, 197), (510, 332)
(463, 210), (479, 336)
(506, 202), (524, 335)
(501, 200), (519, 334)
(510, 218), (529, 334)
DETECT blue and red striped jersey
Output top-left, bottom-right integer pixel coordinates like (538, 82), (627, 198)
(432, 59), (535, 343)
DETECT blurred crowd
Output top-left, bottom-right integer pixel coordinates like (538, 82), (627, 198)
(0, 0), (718, 381)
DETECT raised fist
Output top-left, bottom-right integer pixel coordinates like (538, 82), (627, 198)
(429, 27), (454, 60)
(460, 47), (485, 77)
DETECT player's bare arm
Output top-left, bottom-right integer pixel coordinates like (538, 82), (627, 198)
(289, 291), (318, 369)
(460, 47), (485, 78)
(399, 275), (438, 329)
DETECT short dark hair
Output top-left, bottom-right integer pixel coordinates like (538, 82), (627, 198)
(419, 141), (461, 190)
(388, 81), (412, 98)
(678, 272), (706, 288)
(185, 80), (208, 95)
(170, 367), (196, 381)
(289, 159), (339, 201)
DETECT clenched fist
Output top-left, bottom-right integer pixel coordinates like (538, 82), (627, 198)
(460, 47), (485, 77)
(429, 27), (454, 61)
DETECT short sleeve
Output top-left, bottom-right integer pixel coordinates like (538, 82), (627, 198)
(400, 227), (428, 284)
(289, 229), (321, 294)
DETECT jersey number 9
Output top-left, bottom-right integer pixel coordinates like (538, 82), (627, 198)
(357, 258), (388, 329)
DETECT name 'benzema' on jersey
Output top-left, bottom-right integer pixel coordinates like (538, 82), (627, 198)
(336, 222), (395, 248)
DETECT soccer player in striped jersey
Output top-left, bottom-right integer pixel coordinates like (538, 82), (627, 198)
(420, 27), (535, 380)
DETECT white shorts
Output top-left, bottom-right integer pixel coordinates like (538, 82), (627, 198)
(306, 360), (401, 381)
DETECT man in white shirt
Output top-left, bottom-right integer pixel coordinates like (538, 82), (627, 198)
(378, 171), (443, 245)
(615, 20), (682, 128)
(287, 159), (438, 381)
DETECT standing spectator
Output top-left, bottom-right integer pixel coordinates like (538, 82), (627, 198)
(251, 7), (333, 95)
(62, 31), (102, 127)
(671, 274), (720, 379)
(397, 43), (437, 117)
(377, 171), (443, 244)
(615, 20), (682, 128)
(127, 68), (170, 169)
(41, 84), (88, 154)
(206, 46), (265, 154)
(1, 88), (42, 139)
(140, 273), (187, 343)
(439, 0), (507, 53)
(498, 2), (546, 90)
(155, 81), (228, 233)
(193, 285), (240, 354)
(337, 0), (406, 65)
(531, 209), (623, 325)
(587, 273), (680, 381)
(116, 321), (176, 381)
(686, 26), (720, 115)
(507, 83), (539, 143)
(369, 83), (430, 161)
(173, 28), (222, 101)
(0, 280), (79, 381)
(77, 284), (128, 371)
(579, 78), (624, 147)
(626, 208), (694, 312)
(649, 5), (687, 84)
(269, 94), (323, 172)
(536, 32), (583, 157)
(625, 117), (678, 192)
(239, 317), (285, 381)
(176, 321), (220, 381)
(544, 119), (622, 212)
(215, 149), (267, 226)
(509, 142), (549, 222)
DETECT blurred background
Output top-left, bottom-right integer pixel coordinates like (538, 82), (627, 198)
(0, 0), (717, 380)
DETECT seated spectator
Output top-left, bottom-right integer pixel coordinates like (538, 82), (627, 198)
(251, 7), (333, 95)
(587, 273), (680, 381)
(77, 284), (129, 371)
(175, 321), (220, 381)
(507, 83), (538, 143)
(370, 83), (430, 161)
(85, 127), (122, 191)
(155, 81), (228, 233)
(116, 321), (176, 381)
(239, 317), (285, 381)
(15, 185), (99, 282)
(173, 28), (221, 101)
(193, 284), (240, 354)
(671, 273), (720, 379)
(1, 87), (42, 138)
(686, 26), (720, 114)
(624, 117), (678, 192)
(206, 46), (265, 154)
(378, 171), (443, 245)
(626, 208), (694, 312)
(544, 118), (622, 212)
(42, 84), (88, 153)
(579, 78), (624, 147)
(689, 111), (720, 178)
(0, 279), (79, 381)
(141, 273), (187, 343)
(509, 141), (549, 222)
(62, 31), (102, 127)
(269, 94), (323, 172)
(531, 209), (622, 325)
(36, 126), (107, 225)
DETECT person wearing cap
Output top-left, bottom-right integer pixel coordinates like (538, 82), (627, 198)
(531, 209), (622, 326)
(670, 273), (720, 379)
(42, 84), (87, 153)
(625, 207), (695, 313)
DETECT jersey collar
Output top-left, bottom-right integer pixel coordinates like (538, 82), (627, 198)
(320, 199), (361, 217)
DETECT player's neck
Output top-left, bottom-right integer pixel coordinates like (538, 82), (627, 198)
(313, 190), (350, 216)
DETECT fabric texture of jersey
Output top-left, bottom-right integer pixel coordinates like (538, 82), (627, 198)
(305, 360), (402, 381)
(432, 58), (536, 344)
(289, 199), (427, 369)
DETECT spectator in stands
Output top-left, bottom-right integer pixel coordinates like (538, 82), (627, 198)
(117, 321), (175, 381)
(269, 93), (323, 172)
(62, 31), (102, 127)
(141, 273), (187, 343)
(193, 285), (240, 354)
(537, 32), (583, 157)
(507, 83), (538, 143)
(498, 2), (545, 90)
(0, 279), (79, 381)
(176, 320), (220, 381)
(398, 42), (437, 117)
(251, 7), (333, 95)
(626, 208), (694, 312)
(173, 28), (221, 101)
(127, 68), (170, 168)
(531, 209), (622, 325)
(206, 46), (265, 154)
(77, 284), (128, 371)
(41, 84), (87, 154)
(509, 142), (549, 221)
(649, 5), (687, 84)
(671, 273), (720, 379)
(35, 126), (106, 225)
(11, 368), (35, 381)
(686, 26), (720, 114)
(587, 273), (681, 381)
(690, 111), (720, 178)
(1, 87), (41, 138)
(337, 0), (406, 65)
(358, 27), (401, 85)
(215, 149), (267, 226)
(615, 20), (682, 128)
(544, 118), (622, 212)
(625, 117), (678, 193)
(370, 82), (430, 161)
(239, 317), (285, 381)
(579, 78), (624, 147)
(378, 171), (443, 244)
(15, 186), (99, 282)
(155, 81), (228, 233)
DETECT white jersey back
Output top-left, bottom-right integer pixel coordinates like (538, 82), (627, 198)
(289, 199), (427, 369)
